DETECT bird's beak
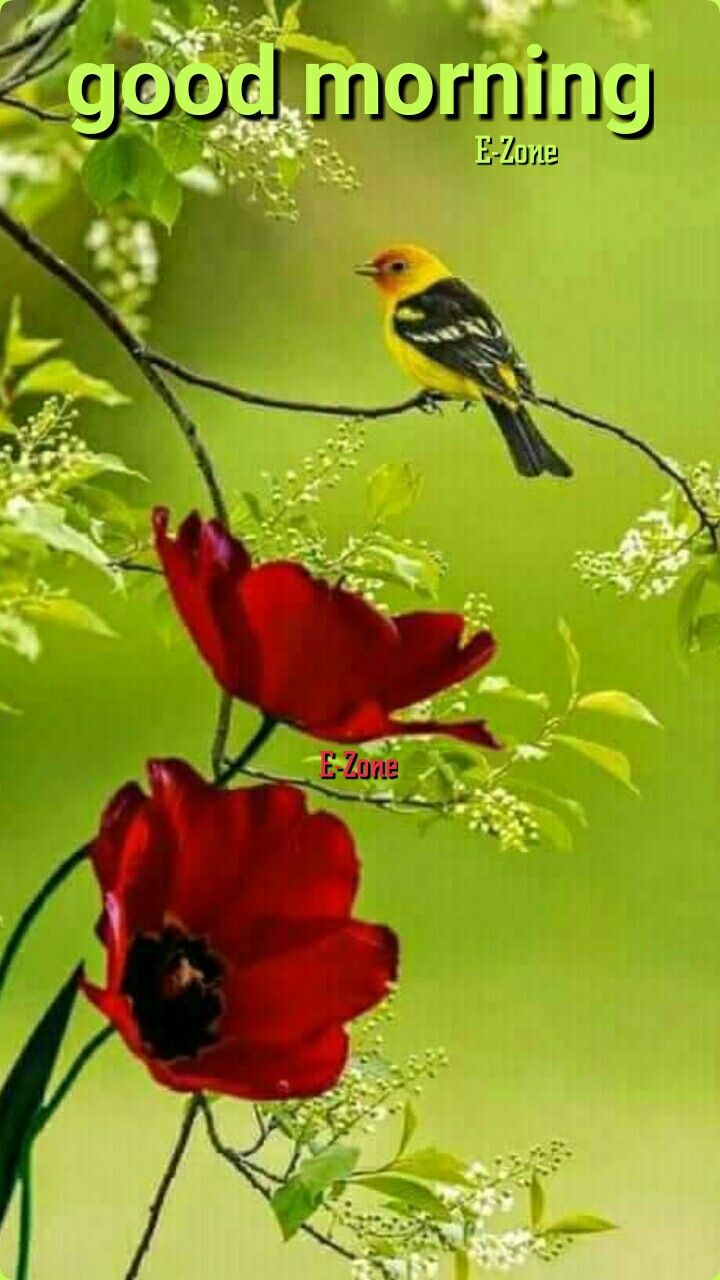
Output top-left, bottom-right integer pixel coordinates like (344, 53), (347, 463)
(354, 262), (380, 278)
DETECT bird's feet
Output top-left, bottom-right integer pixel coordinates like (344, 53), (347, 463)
(418, 392), (446, 416)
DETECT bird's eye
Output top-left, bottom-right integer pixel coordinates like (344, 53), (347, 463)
(390, 260), (408, 274)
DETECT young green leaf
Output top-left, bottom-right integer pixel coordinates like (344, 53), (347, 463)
(530, 805), (574, 853)
(4, 500), (114, 575)
(353, 1174), (452, 1219)
(558, 617), (580, 695)
(14, 359), (128, 406)
(152, 173), (184, 230)
(575, 690), (661, 727)
(677, 566), (709, 657)
(23, 597), (115, 638)
(4, 298), (61, 374)
(392, 1148), (471, 1186)
(543, 1213), (617, 1237)
(0, 612), (40, 661)
(156, 120), (204, 175)
(693, 613), (720, 652)
(477, 675), (549, 711)
(396, 1100), (418, 1158)
(0, 966), (81, 1230)
(72, 0), (115, 61)
(555, 735), (639, 795)
(364, 537), (441, 598)
(271, 1145), (359, 1239)
(123, 135), (168, 214)
(82, 136), (131, 206)
(278, 32), (357, 66)
(367, 462), (423, 523)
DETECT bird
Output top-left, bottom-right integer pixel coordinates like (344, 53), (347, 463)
(355, 243), (572, 479)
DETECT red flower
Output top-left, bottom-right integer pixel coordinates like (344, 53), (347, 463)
(84, 761), (398, 1100)
(154, 509), (500, 749)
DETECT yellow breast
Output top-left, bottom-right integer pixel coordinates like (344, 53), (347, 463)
(383, 309), (482, 401)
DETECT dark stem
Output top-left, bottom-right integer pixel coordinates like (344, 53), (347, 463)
(123, 1095), (202, 1280)
(239, 764), (447, 815)
(0, 0), (84, 94)
(199, 1098), (357, 1263)
(0, 204), (227, 524)
(0, 845), (88, 1001)
(211, 691), (234, 782)
(15, 1149), (32, 1280)
(147, 352), (427, 421)
(531, 393), (719, 548)
(216, 716), (279, 787)
(0, 15), (60, 61)
(0, 94), (70, 122)
(34, 1026), (115, 1138)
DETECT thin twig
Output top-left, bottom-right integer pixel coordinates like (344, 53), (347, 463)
(35, 1026), (115, 1137)
(147, 351), (428, 421)
(531, 393), (720, 549)
(200, 1098), (357, 1263)
(124, 1096), (202, 1280)
(216, 715), (279, 787)
(239, 764), (448, 815)
(0, 15), (59, 62)
(0, 93), (70, 122)
(0, 0), (83, 94)
(0, 204), (228, 523)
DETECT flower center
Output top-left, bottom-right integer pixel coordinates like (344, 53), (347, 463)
(122, 925), (224, 1061)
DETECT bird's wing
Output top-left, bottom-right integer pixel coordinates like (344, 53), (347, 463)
(393, 277), (534, 401)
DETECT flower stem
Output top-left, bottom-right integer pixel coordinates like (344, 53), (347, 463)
(34, 1026), (115, 1139)
(15, 1150), (32, 1280)
(124, 1095), (202, 1280)
(0, 845), (88, 1003)
(217, 715), (279, 788)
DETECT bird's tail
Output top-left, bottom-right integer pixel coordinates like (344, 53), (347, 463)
(484, 397), (573, 480)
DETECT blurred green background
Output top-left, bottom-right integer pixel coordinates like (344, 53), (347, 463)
(2, 1), (720, 1276)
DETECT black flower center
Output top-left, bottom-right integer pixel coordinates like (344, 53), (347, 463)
(122, 925), (225, 1061)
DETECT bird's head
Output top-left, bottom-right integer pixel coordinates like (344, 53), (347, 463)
(355, 244), (452, 300)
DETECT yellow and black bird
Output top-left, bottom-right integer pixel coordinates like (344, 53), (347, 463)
(355, 244), (572, 480)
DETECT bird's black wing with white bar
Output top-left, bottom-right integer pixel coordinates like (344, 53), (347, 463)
(392, 277), (534, 402)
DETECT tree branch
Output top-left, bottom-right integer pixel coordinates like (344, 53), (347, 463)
(124, 1096), (202, 1280)
(0, 93), (70, 123)
(0, 0), (84, 94)
(200, 1097), (357, 1263)
(238, 764), (448, 816)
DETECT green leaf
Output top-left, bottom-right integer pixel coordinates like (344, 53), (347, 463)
(367, 463), (423, 523)
(156, 119), (204, 175)
(530, 1174), (545, 1230)
(694, 613), (720, 652)
(514, 781), (587, 829)
(24, 597), (115, 638)
(123, 135), (168, 214)
(279, 31), (357, 66)
(477, 675), (549, 711)
(0, 967), (81, 1230)
(4, 298), (61, 374)
(354, 1175), (452, 1219)
(556, 735), (639, 795)
(530, 805), (574, 853)
(0, 612), (40, 661)
(365, 537), (441, 598)
(393, 1148), (470, 1186)
(272, 1145), (359, 1239)
(4, 500), (114, 576)
(558, 617), (580, 695)
(576, 690), (660, 727)
(72, 0), (116, 62)
(543, 1213), (617, 1237)
(281, 0), (302, 32)
(116, 0), (151, 37)
(677, 567), (709, 657)
(14, 359), (127, 406)
(396, 1101), (418, 1159)
(82, 136), (131, 207)
(152, 173), (183, 229)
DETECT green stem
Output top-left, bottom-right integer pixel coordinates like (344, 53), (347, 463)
(0, 846), (88, 1002)
(34, 1026), (115, 1139)
(15, 1150), (32, 1280)
(216, 716), (279, 788)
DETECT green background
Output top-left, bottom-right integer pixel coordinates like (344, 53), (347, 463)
(1, 1), (720, 1276)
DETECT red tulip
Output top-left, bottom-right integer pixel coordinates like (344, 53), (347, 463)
(153, 509), (500, 750)
(84, 761), (398, 1099)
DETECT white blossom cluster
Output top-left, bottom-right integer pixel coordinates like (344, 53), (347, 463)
(0, 400), (96, 506)
(85, 213), (159, 334)
(465, 0), (649, 50)
(344, 1143), (573, 1280)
